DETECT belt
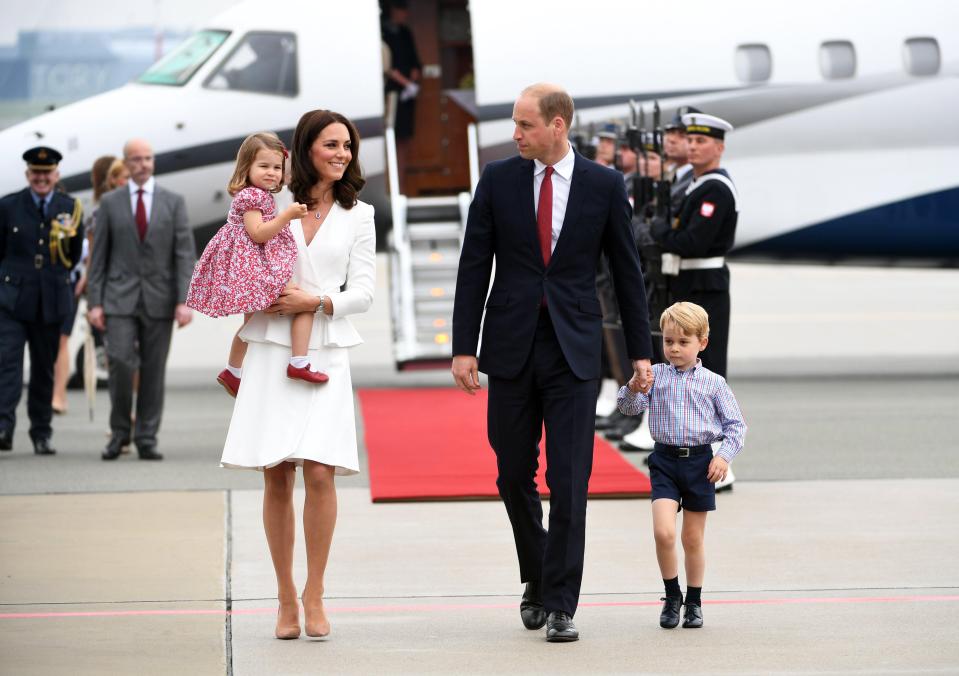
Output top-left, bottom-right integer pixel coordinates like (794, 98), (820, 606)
(654, 442), (712, 458)
(679, 256), (725, 270)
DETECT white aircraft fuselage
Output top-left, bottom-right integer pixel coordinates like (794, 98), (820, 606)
(0, 0), (956, 262)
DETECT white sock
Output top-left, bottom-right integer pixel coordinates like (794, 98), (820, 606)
(226, 365), (242, 378)
(290, 356), (310, 369)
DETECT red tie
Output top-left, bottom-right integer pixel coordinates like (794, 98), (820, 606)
(537, 166), (554, 265)
(135, 188), (148, 241)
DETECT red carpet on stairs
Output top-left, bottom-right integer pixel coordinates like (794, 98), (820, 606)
(358, 388), (651, 502)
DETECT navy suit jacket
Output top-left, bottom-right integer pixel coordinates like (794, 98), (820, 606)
(0, 188), (83, 324)
(453, 151), (652, 380)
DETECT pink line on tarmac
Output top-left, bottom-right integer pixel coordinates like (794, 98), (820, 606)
(2, 595), (957, 620)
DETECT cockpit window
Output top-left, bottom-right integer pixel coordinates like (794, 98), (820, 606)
(138, 30), (230, 86)
(205, 32), (298, 97)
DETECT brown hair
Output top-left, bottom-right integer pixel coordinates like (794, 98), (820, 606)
(90, 155), (115, 203)
(521, 83), (574, 130)
(290, 110), (365, 210)
(227, 132), (287, 196)
(660, 302), (710, 340)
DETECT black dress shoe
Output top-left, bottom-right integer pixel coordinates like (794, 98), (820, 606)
(137, 445), (163, 461)
(33, 438), (56, 455)
(0, 429), (11, 451)
(545, 611), (578, 642)
(619, 440), (653, 453)
(682, 603), (703, 628)
(520, 581), (546, 630)
(102, 435), (128, 460)
(603, 416), (641, 441)
(594, 410), (627, 431)
(659, 595), (683, 628)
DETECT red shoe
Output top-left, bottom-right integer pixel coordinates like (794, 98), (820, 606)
(216, 369), (240, 397)
(287, 364), (329, 384)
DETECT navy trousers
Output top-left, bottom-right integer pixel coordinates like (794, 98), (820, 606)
(487, 309), (599, 616)
(0, 307), (59, 441)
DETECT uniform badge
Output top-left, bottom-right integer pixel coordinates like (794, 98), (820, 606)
(49, 199), (83, 267)
(700, 201), (715, 218)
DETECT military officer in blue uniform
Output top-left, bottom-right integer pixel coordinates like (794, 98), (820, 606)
(0, 146), (84, 454)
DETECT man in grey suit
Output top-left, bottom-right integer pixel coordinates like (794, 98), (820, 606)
(87, 138), (195, 461)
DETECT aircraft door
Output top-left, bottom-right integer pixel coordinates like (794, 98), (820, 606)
(382, 0), (475, 197)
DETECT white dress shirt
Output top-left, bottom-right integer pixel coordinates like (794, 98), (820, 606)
(533, 144), (575, 254)
(128, 176), (156, 223)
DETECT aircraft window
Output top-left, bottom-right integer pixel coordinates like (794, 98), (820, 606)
(735, 44), (772, 83)
(903, 37), (940, 76)
(138, 30), (230, 86)
(205, 32), (298, 97)
(819, 41), (856, 79)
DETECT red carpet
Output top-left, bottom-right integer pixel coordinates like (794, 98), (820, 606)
(358, 388), (651, 502)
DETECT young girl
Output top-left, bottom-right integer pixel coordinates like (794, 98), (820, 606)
(187, 132), (328, 396)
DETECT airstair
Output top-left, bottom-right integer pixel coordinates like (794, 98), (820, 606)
(386, 124), (480, 369)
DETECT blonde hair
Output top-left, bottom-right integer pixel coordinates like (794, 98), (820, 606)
(660, 302), (710, 340)
(227, 132), (287, 196)
(104, 158), (129, 191)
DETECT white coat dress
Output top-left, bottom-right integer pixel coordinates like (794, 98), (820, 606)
(220, 201), (375, 473)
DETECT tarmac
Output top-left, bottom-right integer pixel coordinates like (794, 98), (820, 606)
(2, 261), (959, 675)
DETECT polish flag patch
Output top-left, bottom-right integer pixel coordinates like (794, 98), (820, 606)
(700, 201), (715, 217)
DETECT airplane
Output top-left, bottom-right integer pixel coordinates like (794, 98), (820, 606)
(1, 0), (957, 367)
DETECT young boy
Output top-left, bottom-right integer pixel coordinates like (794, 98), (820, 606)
(617, 302), (746, 628)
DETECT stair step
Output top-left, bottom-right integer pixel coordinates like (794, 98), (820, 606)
(414, 296), (454, 311)
(410, 250), (459, 269)
(407, 221), (461, 241)
(406, 195), (460, 208)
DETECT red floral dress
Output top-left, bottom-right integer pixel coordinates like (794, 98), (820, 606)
(187, 186), (297, 317)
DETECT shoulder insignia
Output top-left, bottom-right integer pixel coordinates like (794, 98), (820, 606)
(700, 201), (715, 218)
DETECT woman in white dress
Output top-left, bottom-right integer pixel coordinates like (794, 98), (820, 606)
(220, 110), (375, 639)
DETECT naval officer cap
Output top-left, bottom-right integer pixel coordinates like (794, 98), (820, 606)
(665, 105), (702, 131)
(597, 123), (619, 141)
(23, 146), (63, 171)
(681, 113), (733, 139)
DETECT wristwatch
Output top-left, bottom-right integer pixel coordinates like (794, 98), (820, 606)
(315, 296), (326, 315)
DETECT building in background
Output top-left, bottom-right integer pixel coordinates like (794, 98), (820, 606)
(0, 29), (187, 129)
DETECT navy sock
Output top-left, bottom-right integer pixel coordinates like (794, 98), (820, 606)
(686, 586), (702, 606)
(664, 577), (682, 599)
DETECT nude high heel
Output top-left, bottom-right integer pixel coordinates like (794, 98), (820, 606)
(301, 595), (331, 638)
(274, 600), (301, 640)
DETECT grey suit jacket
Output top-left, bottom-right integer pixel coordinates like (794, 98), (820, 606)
(87, 183), (196, 319)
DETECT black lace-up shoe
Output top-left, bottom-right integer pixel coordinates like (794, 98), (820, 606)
(545, 611), (578, 642)
(659, 595), (683, 628)
(520, 581), (546, 630)
(682, 602), (703, 628)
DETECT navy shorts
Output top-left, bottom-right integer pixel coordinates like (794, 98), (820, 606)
(647, 447), (716, 512)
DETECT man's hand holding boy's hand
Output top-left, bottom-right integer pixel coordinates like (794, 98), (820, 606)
(627, 370), (653, 394)
(707, 456), (729, 483)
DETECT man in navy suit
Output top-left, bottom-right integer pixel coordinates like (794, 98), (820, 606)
(452, 83), (653, 642)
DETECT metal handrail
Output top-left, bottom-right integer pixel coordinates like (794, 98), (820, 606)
(466, 122), (480, 196)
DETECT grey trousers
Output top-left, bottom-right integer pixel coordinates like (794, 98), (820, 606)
(104, 308), (173, 447)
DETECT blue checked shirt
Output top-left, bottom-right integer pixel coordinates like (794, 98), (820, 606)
(617, 360), (746, 463)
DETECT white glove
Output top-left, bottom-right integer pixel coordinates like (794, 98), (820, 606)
(400, 81), (420, 101)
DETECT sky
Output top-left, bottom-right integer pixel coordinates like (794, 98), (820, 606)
(0, 0), (239, 46)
